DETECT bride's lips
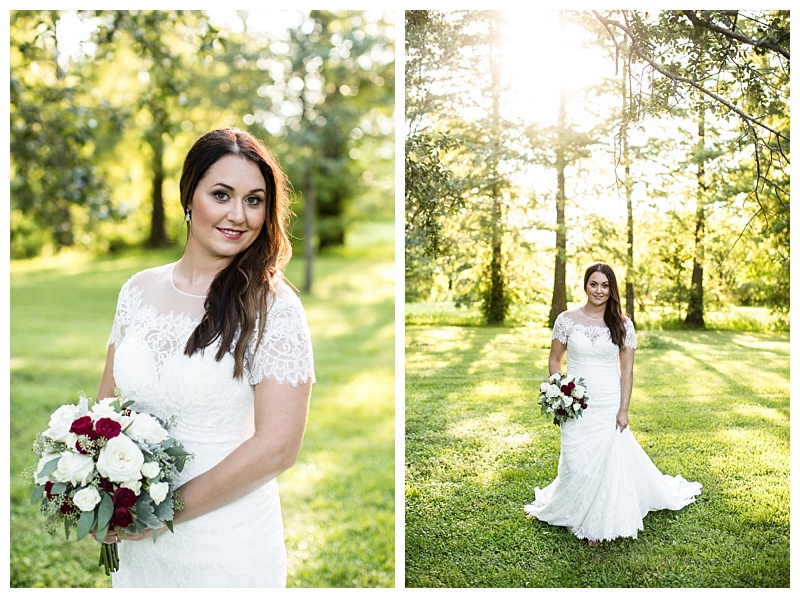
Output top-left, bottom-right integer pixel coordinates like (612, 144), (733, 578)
(217, 227), (245, 239)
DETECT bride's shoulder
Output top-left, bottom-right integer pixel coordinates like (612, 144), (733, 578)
(125, 263), (172, 287)
(558, 307), (582, 322)
(118, 264), (173, 298)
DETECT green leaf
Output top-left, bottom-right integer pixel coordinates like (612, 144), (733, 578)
(50, 482), (67, 495)
(76, 509), (96, 541)
(97, 492), (114, 533)
(30, 484), (44, 505)
(38, 456), (61, 478)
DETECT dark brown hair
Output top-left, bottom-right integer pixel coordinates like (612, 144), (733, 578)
(181, 128), (293, 378)
(583, 262), (628, 349)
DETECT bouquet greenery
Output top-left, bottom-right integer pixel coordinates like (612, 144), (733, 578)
(538, 372), (589, 426)
(32, 391), (192, 575)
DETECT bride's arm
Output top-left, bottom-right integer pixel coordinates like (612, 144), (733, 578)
(171, 377), (312, 525)
(548, 339), (567, 376)
(616, 347), (635, 431)
(98, 346), (117, 399)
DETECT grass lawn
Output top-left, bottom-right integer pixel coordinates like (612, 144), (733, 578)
(405, 323), (789, 588)
(9, 220), (394, 588)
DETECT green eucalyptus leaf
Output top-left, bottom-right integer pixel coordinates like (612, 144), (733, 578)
(38, 456), (61, 478)
(31, 484), (44, 505)
(97, 492), (114, 532)
(76, 509), (96, 541)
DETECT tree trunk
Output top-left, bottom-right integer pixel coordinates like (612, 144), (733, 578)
(483, 14), (507, 325)
(622, 53), (635, 324)
(302, 166), (316, 294)
(685, 107), (706, 328)
(148, 131), (168, 248)
(548, 12), (568, 327)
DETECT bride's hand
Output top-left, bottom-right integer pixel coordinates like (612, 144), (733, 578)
(91, 525), (167, 543)
(616, 409), (629, 432)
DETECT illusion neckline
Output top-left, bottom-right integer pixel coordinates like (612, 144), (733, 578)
(170, 263), (208, 299)
(579, 306), (605, 321)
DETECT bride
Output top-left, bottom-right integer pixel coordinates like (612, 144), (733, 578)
(524, 262), (701, 545)
(97, 128), (315, 586)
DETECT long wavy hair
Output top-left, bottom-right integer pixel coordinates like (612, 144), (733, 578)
(583, 262), (628, 348)
(180, 128), (293, 378)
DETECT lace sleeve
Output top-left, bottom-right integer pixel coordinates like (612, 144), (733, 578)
(624, 317), (637, 349)
(107, 278), (142, 349)
(552, 312), (572, 345)
(247, 286), (315, 387)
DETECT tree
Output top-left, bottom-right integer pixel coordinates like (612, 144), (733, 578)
(91, 10), (223, 248)
(592, 10), (789, 245)
(10, 11), (121, 254)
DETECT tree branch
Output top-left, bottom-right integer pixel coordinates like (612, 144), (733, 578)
(680, 10), (790, 60)
(592, 11), (789, 144)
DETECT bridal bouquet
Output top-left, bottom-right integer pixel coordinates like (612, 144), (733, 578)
(538, 372), (589, 426)
(31, 391), (192, 575)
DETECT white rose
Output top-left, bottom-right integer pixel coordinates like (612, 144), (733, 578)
(121, 478), (142, 494)
(149, 482), (169, 505)
(126, 413), (169, 445)
(96, 435), (145, 483)
(72, 487), (101, 512)
(53, 451), (95, 486)
(573, 402), (581, 411)
(572, 385), (585, 399)
(549, 373), (562, 383)
(42, 404), (81, 443)
(141, 461), (160, 479)
(539, 382), (549, 393)
(91, 398), (124, 423)
(546, 384), (561, 398)
(563, 375), (575, 385)
(563, 395), (573, 408)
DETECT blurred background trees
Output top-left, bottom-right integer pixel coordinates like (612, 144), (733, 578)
(10, 9), (395, 287)
(405, 9), (789, 328)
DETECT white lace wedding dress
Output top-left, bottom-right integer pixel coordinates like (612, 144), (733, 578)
(107, 263), (314, 587)
(524, 308), (701, 541)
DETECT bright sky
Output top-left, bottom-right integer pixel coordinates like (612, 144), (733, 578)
(500, 10), (614, 125)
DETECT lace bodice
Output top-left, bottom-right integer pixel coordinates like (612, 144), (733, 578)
(552, 307), (637, 351)
(107, 263), (314, 587)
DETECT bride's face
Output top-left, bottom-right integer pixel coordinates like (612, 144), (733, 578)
(186, 155), (267, 261)
(585, 271), (610, 308)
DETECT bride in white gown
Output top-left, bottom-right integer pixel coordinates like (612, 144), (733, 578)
(524, 263), (700, 545)
(97, 128), (314, 586)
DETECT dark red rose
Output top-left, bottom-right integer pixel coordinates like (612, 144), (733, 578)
(110, 507), (133, 528)
(69, 415), (94, 436)
(557, 408), (567, 416)
(45, 481), (55, 500)
(60, 499), (75, 514)
(561, 385), (573, 396)
(99, 477), (114, 493)
(95, 418), (122, 439)
(113, 487), (137, 508)
(568, 382), (575, 390)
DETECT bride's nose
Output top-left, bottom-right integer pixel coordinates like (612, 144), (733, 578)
(227, 199), (246, 223)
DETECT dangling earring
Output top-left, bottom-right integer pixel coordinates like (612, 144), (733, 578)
(185, 210), (191, 223)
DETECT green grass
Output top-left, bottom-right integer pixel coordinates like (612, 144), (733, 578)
(9, 220), (394, 588)
(405, 324), (789, 588)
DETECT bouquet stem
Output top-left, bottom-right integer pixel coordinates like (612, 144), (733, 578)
(99, 542), (119, 576)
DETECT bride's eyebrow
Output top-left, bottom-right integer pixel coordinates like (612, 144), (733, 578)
(212, 182), (266, 195)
